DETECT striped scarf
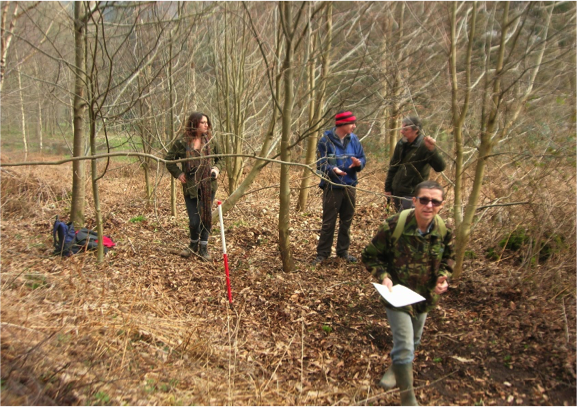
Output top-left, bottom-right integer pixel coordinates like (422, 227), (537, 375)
(185, 134), (212, 233)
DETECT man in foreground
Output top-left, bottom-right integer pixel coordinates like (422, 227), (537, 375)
(362, 180), (454, 406)
(313, 111), (366, 265)
(385, 117), (446, 211)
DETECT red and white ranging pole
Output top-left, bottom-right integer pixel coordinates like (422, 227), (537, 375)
(217, 201), (233, 305)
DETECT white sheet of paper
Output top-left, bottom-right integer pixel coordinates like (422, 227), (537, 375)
(372, 283), (426, 307)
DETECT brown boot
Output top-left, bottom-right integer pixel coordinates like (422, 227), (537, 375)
(180, 240), (198, 258)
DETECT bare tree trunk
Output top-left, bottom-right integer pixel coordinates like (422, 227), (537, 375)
(379, 7), (390, 152)
(386, 3), (405, 156)
(0, 2), (18, 92)
(188, 61), (196, 111)
(213, 3), (284, 222)
(137, 73), (153, 205)
(296, 2), (332, 212)
(168, 29), (177, 217)
(216, 3), (247, 194)
(37, 101), (43, 152)
(16, 50), (27, 160)
(568, 0), (577, 134)
(453, 2), (509, 279)
(450, 2), (476, 229)
(296, 6), (316, 213)
(212, 105), (279, 223)
(89, 107), (105, 262)
(278, 2), (296, 272)
(70, 2), (86, 227)
(0, 2), (41, 92)
(34, 61), (43, 152)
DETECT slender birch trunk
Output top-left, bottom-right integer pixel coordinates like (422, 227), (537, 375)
(16, 51), (27, 160)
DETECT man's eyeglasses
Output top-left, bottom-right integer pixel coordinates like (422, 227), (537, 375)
(416, 197), (443, 207)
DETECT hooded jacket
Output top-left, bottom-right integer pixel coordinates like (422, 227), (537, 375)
(317, 128), (366, 189)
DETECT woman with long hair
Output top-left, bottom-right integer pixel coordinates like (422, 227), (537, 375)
(165, 112), (223, 260)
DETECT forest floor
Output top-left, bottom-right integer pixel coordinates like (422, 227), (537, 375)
(1, 153), (576, 406)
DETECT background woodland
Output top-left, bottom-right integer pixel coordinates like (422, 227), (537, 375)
(1, 1), (575, 405)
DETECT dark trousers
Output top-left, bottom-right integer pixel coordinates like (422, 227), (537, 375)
(389, 195), (414, 212)
(184, 190), (215, 243)
(317, 187), (356, 258)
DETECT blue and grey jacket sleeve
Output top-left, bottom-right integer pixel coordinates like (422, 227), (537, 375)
(351, 136), (366, 172)
(317, 137), (335, 174)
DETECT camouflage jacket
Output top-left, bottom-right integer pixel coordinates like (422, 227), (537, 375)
(165, 137), (223, 199)
(361, 211), (454, 316)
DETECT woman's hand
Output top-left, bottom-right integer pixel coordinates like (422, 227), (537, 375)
(178, 173), (186, 184)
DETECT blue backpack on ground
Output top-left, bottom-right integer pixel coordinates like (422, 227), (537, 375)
(74, 228), (108, 254)
(53, 216), (76, 256)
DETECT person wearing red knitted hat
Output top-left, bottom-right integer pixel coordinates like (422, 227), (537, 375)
(313, 110), (366, 265)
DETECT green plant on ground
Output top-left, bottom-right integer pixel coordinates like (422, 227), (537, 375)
(497, 228), (565, 264)
(25, 274), (48, 290)
(129, 215), (146, 223)
(500, 229), (529, 251)
(485, 247), (499, 261)
(144, 378), (156, 394)
(465, 250), (477, 259)
(93, 391), (110, 405)
(321, 325), (332, 335)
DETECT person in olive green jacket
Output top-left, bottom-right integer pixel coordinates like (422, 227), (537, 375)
(165, 112), (223, 260)
(385, 117), (446, 212)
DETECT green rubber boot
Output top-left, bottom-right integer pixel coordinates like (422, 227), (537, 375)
(378, 365), (396, 390)
(393, 363), (418, 406)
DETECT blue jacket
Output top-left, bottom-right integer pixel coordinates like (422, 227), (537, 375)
(317, 128), (366, 189)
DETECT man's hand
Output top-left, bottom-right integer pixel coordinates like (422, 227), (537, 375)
(424, 136), (437, 151)
(349, 156), (361, 168)
(382, 277), (393, 292)
(178, 173), (186, 184)
(333, 167), (346, 176)
(434, 276), (448, 295)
